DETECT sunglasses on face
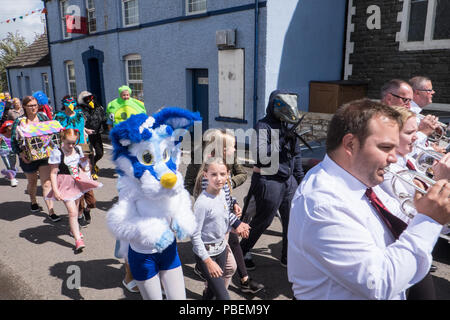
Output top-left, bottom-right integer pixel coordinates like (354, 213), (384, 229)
(389, 92), (412, 104)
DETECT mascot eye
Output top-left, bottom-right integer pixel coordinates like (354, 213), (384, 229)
(162, 148), (170, 162)
(140, 151), (154, 165)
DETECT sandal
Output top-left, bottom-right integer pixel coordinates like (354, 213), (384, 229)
(122, 279), (140, 293)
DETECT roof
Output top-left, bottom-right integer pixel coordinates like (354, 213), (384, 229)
(6, 33), (50, 69)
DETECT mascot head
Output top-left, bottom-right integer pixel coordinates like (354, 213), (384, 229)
(32, 91), (49, 106)
(110, 107), (201, 198)
(78, 91), (96, 109)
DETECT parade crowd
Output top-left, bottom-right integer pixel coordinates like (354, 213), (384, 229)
(1, 75), (450, 300)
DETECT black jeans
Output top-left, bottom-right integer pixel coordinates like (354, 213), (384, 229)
(88, 133), (104, 167)
(240, 174), (297, 261)
(228, 232), (247, 279)
(195, 249), (230, 300)
(407, 272), (436, 300)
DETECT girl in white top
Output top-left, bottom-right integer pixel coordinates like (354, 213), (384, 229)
(380, 106), (419, 224)
(46, 128), (102, 252)
(191, 157), (249, 300)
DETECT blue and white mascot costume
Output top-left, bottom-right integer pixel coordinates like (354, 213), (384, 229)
(107, 107), (201, 300)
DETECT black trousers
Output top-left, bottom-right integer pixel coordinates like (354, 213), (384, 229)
(407, 272), (436, 300)
(240, 174), (297, 261)
(88, 133), (104, 167)
(195, 249), (230, 300)
(228, 232), (247, 279)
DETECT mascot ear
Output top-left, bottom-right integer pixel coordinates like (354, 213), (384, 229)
(153, 107), (202, 131)
(109, 113), (152, 160)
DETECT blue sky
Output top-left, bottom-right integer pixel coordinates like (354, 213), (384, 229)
(0, 0), (45, 44)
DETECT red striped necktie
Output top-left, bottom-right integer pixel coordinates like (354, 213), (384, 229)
(406, 159), (416, 171)
(365, 188), (408, 240)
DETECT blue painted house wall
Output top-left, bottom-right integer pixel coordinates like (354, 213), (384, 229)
(45, 0), (347, 129)
(266, 0), (347, 113)
(7, 66), (54, 104)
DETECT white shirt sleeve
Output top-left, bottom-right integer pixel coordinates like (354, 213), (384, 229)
(76, 145), (84, 158)
(297, 201), (442, 300)
(48, 148), (61, 164)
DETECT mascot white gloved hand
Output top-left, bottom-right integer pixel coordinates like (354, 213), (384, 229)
(107, 107), (201, 300)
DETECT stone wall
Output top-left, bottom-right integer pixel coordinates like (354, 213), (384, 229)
(298, 112), (333, 142)
(347, 0), (450, 103)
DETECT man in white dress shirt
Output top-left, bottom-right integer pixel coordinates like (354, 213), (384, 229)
(287, 99), (450, 300)
(409, 76), (435, 115)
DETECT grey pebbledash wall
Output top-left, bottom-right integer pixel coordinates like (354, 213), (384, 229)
(347, 0), (450, 103)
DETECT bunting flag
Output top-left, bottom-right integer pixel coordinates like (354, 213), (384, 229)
(0, 8), (46, 25)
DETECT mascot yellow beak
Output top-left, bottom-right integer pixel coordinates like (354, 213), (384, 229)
(160, 172), (177, 189)
(89, 101), (94, 109)
(68, 103), (75, 111)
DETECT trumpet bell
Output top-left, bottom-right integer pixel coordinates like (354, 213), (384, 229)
(415, 149), (442, 172)
(385, 168), (436, 219)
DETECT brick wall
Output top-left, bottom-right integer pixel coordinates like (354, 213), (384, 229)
(348, 0), (450, 103)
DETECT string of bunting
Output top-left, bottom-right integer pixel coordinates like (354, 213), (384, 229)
(0, 8), (47, 24)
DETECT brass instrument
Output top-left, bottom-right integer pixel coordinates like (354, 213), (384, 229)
(384, 167), (436, 219)
(415, 145), (443, 173)
(416, 113), (450, 143)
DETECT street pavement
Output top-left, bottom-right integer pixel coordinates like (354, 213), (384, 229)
(0, 143), (449, 300)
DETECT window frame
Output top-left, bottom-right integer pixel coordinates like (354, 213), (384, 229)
(121, 0), (139, 27)
(124, 54), (144, 101)
(65, 61), (77, 98)
(185, 0), (207, 16)
(41, 73), (50, 98)
(60, 0), (71, 39)
(397, 0), (450, 50)
(86, 0), (97, 34)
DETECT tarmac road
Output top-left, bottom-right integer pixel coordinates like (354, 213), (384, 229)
(0, 145), (449, 300)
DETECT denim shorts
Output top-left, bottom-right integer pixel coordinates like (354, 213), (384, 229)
(19, 157), (49, 173)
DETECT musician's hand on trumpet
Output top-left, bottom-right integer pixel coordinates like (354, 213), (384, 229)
(432, 152), (450, 180)
(418, 114), (439, 137)
(431, 142), (446, 154)
(414, 179), (450, 226)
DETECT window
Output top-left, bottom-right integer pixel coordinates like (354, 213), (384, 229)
(42, 73), (50, 98)
(186, 0), (207, 15)
(65, 61), (77, 98)
(125, 54), (144, 101)
(60, 0), (70, 39)
(86, 0), (97, 33)
(122, 0), (139, 27)
(397, 0), (450, 50)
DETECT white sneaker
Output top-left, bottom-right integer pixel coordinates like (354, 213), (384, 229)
(10, 178), (18, 187)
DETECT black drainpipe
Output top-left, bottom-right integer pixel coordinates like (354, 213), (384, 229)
(253, 0), (260, 127)
(43, 0), (57, 108)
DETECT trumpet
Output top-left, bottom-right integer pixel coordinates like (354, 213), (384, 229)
(415, 145), (443, 173)
(416, 113), (450, 143)
(384, 167), (436, 219)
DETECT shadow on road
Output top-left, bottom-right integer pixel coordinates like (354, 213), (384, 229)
(98, 168), (117, 179)
(49, 259), (139, 300)
(0, 201), (39, 221)
(19, 216), (76, 250)
(96, 196), (118, 212)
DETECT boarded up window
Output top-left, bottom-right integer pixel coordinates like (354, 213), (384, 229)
(218, 49), (244, 119)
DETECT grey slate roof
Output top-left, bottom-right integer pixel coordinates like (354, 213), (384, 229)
(6, 33), (50, 69)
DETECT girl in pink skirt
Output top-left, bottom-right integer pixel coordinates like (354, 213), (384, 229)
(46, 128), (102, 252)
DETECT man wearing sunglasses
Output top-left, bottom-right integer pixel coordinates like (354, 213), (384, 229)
(381, 79), (438, 149)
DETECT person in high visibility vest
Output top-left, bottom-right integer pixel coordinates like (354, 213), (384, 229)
(106, 85), (146, 129)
